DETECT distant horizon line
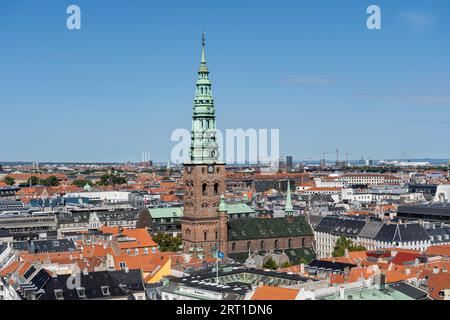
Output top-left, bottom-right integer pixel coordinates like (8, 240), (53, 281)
(1, 158), (449, 166)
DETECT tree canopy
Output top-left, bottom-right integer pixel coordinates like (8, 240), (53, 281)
(97, 174), (127, 186)
(72, 179), (93, 188)
(332, 236), (366, 257)
(262, 257), (278, 270)
(25, 175), (59, 187)
(4, 176), (15, 186)
(153, 233), (182, 252)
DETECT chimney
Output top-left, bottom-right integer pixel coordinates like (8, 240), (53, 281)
(339, 287), (345, 300)
(375, 273), (386, 290)
(300, 263), (305, 274)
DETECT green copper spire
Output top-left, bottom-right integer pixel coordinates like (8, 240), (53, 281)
(218, 194), (227, 212)
(189, 32), (219, 164)
(284, 179), (293, 216)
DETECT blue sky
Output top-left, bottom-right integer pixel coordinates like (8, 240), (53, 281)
(0, 0), (449, 163)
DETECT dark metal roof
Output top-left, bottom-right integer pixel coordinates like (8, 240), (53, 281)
(375, 224), (429, 242)
(308, 260), (356, 272)
(37, 269), (144, 300)
(397, 204), (450, 217)
(387, 281), (430, 300)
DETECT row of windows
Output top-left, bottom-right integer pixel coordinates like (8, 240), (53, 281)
(230, 238), (306, 252)
(202, 183), (219, 196)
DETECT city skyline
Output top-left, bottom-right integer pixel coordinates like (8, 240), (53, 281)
(1, 0), (450, 162)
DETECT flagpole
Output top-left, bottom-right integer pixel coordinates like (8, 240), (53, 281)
(216, 250), (219, 284)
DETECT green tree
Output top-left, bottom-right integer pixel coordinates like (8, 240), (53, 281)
(26, 176), (40, 186)
(332, 236), (366, 257)
(97, 174), (127, 186)
(281, 261), (292, 268)
(4, 176), (15, 186)
(42, 176), (59, 187)
(262, 257), (278, 270)
(72, 179), (92, 188)
(153, 233), (182, 252)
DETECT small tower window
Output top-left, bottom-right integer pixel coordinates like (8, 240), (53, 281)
(204, 231), (208, 241)
(288, 239), (293, 249)
(202, 183), (207, 196)
(232, 242), (236, 252)
(260, 240), (265, 250)
(274, 240), (279, 249)
(214, 183), (219, 195)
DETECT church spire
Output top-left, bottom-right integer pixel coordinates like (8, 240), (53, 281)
(189, 32), (218, 164)
(285, 179), (293, 216)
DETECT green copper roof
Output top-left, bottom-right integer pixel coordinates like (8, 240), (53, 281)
(225, 203), (254, 215)
(148, 207), (183, 219)
(322, 287), (414, 300)
(228, 216), (313, 241)
(284, 179), (293, 215)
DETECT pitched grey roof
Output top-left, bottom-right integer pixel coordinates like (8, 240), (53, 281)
(375, 224), (430, 242)
(358, 221), (384, 239)
(36, 269), (144, 300)
(314, 217), (366, 237)
(425, 226), (450, 244)
(308, 215), (324, 229)
(57, 209), (139, 224)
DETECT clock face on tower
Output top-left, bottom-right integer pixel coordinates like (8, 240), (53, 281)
(208, 165), (214, 173)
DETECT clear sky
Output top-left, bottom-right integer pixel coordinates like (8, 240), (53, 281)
(0, 0), (449, 163)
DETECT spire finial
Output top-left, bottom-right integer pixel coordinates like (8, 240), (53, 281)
(201, 31), (207, 66)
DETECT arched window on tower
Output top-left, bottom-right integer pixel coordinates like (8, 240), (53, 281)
(203, 231), (208, 241)
(247, 241), (251, 251)
(202, 183), (207, 196)
(260, 240), (265, 250)
(274, 240), (279, 249)
(214, 183), (219, 195)
(215, 231), (218, 240)
(288, 239), (292, 249)
(232, 242), (236, 252)
(302, 238), (306, 247)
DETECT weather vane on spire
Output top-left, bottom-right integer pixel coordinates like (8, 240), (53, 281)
(202, 30), (206, 47)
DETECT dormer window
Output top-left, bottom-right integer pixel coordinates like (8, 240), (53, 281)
(76, 287), (86, 298)
(54, 289), (63, 300)
(101, 286), (110, 296)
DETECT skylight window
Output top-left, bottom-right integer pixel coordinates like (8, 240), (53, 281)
(76, 287), (86, 298)
(54, 289), (63, 300)
(101, 286), (110, 296)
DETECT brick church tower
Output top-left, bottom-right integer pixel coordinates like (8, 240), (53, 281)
(182, 33), (227, 259)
